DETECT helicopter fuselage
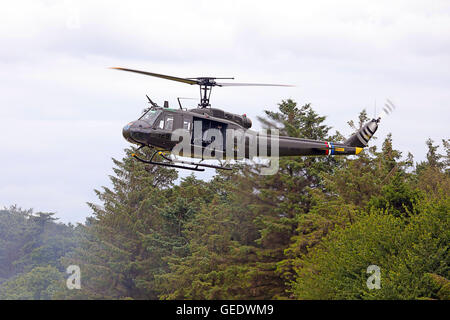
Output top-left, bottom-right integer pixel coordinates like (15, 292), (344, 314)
(123, 106), (368, 160)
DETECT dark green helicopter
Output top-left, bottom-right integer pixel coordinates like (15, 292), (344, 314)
(114, 67), (394, 172)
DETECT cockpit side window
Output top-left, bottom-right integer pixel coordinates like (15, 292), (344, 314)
(164, 115), (174, 130)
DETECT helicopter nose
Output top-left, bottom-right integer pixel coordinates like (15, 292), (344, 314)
(123, 120), (151, 144)
(122, 122), (134, 142)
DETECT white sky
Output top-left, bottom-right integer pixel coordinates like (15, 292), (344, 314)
(0, 0), (449, 223)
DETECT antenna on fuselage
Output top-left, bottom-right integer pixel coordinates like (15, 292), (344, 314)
(146, 94), (158, 107)
(177, 97), (197, 110)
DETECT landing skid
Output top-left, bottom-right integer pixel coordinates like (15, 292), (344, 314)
(131, 147), (232, 172)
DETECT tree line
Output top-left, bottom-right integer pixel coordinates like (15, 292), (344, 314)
(1, 99), (448, 299)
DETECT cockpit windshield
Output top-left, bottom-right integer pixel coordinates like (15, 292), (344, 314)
(139, 109), (162, 125)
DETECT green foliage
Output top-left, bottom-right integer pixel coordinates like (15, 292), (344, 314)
(0, 266), (64, 300)
(367, 174), (423, 217)
(292, 195), (449, 300)
(0, 206), (76, 285)
(158, 194), (256, 299)
(423, 273), (450, 300)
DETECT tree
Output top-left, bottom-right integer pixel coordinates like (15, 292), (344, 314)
(292, 195), (449, 300)
(60, 147), (178, 299)
(233, 100), (344, 298)
(158, 192), (257, 299)
(0, 206), (76, 285)
(415, 139), (450, 198)
(368, 173), (423, 217)
(0, 206), (32, 281)
(0, 266), (63, 300)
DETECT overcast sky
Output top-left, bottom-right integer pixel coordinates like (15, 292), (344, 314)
(1, 0), (449, 223)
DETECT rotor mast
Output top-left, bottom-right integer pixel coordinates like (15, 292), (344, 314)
(200, 84), (212, 108)
(193, 77), (234, 108)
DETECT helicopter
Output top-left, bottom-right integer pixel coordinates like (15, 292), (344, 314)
(114, 67), (393, 172)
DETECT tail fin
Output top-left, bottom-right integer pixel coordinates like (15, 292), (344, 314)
(345, 118), (379, 148)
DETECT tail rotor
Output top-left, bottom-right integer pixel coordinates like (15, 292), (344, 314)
(345, 98), (397, 148)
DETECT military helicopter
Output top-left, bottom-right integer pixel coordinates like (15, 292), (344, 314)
(114, 67), (392, 172)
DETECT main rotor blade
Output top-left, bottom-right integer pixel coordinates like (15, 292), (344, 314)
(216, 82), (294, 87)
(110, 67), (199, 85)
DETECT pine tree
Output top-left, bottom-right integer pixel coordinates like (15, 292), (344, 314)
(157, 167), (261, 299)
(415, 139), (449, 198)
(234, 100), (344, 298)
(368, 173), (423, 217)
(61, 147), (178, 299)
